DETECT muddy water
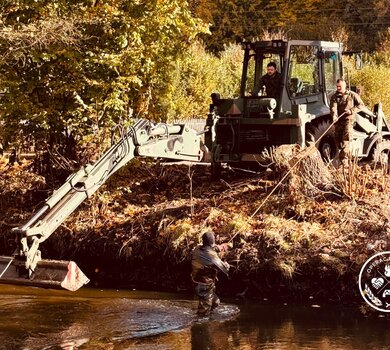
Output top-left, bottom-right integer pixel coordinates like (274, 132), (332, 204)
(0, 285), (389, 350)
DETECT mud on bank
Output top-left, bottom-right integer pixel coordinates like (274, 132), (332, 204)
(0, 155), (390, 305)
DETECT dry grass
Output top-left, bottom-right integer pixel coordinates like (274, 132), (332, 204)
(1, 155), (390, 297)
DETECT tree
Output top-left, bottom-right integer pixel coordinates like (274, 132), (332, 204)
(0, 0), (206, 165)
(190, 0), (390, 52)
(164, 41), (242, 120)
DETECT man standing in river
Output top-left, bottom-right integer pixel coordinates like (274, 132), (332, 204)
(191, 231), (229, 317)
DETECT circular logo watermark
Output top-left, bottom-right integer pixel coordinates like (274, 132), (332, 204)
(359, 251), (390, 312)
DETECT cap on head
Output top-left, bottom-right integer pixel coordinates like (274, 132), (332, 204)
(202, 231), (215, 247)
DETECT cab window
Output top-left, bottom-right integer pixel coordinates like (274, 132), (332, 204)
(245, 53), (281, 96)
(287, 45), (320, 97)
(244, 54), (256, 96)
(324, 51), (342, 102)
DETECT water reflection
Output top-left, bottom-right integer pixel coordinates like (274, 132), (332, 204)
(122, 303), (390, 350)
(1, 285), (390, 350)
(0, 288), (195, 349)
(187, 303), (390, 350)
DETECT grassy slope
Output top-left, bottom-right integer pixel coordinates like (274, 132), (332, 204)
(0, 156), (389, 305)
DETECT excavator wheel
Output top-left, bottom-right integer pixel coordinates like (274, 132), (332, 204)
(373, 139), (390, 168)
(306, 120), (337, 162)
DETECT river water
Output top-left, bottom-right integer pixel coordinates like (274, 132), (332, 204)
(0, 284), (389, 350)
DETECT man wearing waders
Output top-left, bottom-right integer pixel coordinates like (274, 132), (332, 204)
(191, 231), (229, 316)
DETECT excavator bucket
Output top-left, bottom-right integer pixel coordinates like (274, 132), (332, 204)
(0, 256), (89, 291)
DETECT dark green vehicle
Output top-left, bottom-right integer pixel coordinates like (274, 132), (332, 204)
(205, 40), (390, 172)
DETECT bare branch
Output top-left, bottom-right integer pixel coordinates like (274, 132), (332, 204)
(0, 15), (82, 64)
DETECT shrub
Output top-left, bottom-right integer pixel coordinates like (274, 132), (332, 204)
(164, 41), (242, 120)
(350, 65), (390, 116)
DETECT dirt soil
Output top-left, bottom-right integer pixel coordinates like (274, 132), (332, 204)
(1, 154), (390, 307)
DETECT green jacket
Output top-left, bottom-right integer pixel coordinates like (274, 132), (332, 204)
(330, 90), (364, 121)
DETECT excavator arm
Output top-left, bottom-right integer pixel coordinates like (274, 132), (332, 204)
(0, 119), (204, 290)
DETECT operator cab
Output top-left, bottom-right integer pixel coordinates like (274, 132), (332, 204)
(241, 40), (343, 118)
(241, 40), (285, 98)
(206, 40), (344, 167)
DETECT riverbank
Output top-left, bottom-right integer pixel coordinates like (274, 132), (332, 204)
(0, 155), (389, 306)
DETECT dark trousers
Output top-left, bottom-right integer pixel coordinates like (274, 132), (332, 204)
(194, 283), (220, 316)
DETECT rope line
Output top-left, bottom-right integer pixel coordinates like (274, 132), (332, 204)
(0, 257), (14, 279)
(228, 112), (346, 243)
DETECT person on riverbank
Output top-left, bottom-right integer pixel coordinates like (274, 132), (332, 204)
(330, 78), (365, 165)
(191, 231), (229, 317)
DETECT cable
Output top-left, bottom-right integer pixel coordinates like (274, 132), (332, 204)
(0, 257), (14, 279)
(228, 112), (347, 243)
(209, 21), (390, 30)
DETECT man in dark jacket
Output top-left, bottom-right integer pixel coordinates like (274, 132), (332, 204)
(330, 79), (365, 164)
(254, 61), (282, 98)
(191, 231), (229, 316)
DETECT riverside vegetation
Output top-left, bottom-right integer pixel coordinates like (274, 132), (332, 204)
(0, 150), (389, 311)
(1, 1), (390, 312)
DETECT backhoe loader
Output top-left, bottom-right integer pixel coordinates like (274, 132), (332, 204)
(0, 120), (205, 290)
(204, 40), (390, 174)
(1, 39), (389, 291)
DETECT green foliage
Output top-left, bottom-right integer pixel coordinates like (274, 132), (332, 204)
(0, 0), (206, 163)
(346, 53), (390, 116)
(361, 52), (390, 68)
(163, 41), (242, 120)
(2, 0), (390, 166)
(350, 65), (390, 116)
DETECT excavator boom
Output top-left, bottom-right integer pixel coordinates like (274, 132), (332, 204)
(0, 119), (204, 290)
